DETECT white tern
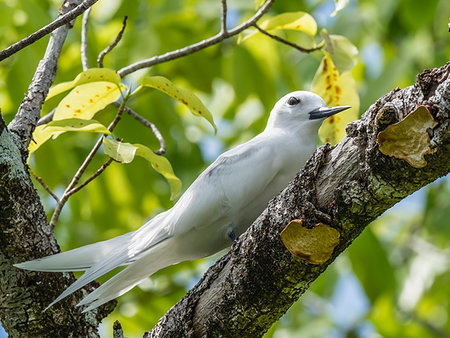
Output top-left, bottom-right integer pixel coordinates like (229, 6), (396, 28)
(15, 91), (350, 312)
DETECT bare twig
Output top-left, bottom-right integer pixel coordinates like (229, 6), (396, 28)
(117, 0), (275, 77)
(37, 108), (56, 126)
(97, 16), (128, 68)
(0, 0), (99, 62)
(66, 159), (113, 196)
(49, 103), (126, 229)
(112, 101), (166, 155)
(81, 7), (92, 71)
(220, 0), (228, 35)
(254, 24), (324, 53)
(30, 169), (60, 203)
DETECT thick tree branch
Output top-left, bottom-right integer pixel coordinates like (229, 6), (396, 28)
(146, 63), (450, 337)
(117, 0), (275, 78)
(0, 0), (99, 62)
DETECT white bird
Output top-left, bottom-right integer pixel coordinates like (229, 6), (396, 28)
(15, 91), (350, 312)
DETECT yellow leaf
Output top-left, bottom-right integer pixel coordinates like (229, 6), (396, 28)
(280, 220), (340, 265)
(135, 143), (182, 200)
(259, 12), (317, 36)
(47, 68), (122, 100)
(377, 106), (437, 168)
(53, 81), (125, 121)
(102, 138), (182, 200)
(29, 119), (110, 155)
(312, 52), (360, 145)
(103, 137), (137, 164)
(137, 76), (216, 133)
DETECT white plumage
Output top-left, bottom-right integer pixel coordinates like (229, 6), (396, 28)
(15, 91), (349, 312)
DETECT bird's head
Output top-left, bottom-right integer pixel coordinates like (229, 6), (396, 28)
(266, 91), (350, 132)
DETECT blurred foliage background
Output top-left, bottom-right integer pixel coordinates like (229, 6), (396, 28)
(1, 0), (449, 337)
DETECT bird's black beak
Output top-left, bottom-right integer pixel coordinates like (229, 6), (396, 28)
(309, 105), (351, 120)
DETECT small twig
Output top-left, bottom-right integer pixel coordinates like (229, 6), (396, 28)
(0, 0), (99, 61)
(66, 159), (113, 196)
(30, 169), (60, 203)
(81, 7), (92, 71)
(97, 16), (128, 68)
(253, 24), (324, 53)
(117, 0), (275, 77)
(112, 101), (166, 155)
(220, 0), (228, 35)
(37, 108), (55, 126)
(49, 102), (126, 229)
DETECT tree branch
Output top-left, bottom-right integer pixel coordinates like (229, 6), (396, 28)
(0, 0), (99, 62)
(117, 0), (275, 78)
(145, 63), (450, 337)
(49, 102), (126, 229)
(97, 16), (128, 68)
(220, 0), (228, 35)
(254, 24), (324, 53)
(81, 7), (92, 71)
(112, 101), (166, 155)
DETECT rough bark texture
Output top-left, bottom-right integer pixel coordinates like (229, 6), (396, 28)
(146, 63), (450, 337)
(0, 1), (115, 336)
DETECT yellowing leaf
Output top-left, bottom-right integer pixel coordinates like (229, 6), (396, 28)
(377, 106), (437, 168)
(137, 76), (216, 134)
(135, 144), (182, 200)
(29, 119), (110, 155)
(259, 12), (317, 36)
(53, 81), (125, 121)
(280, 220), (340, 265)
(323, 29), (358, 73)
(47, 68), (122, 100)
(103, 137), (137, 163)
(102, 138), (182, 200)
(312, 52), (360, 144)
(331, 0), (349, 17)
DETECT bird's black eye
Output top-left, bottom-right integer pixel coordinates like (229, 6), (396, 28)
(287, 97), (300, 106)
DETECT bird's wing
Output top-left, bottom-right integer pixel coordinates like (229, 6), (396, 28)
(168, 135), (281, 235)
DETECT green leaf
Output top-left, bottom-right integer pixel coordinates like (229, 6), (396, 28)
(258, 12), (317, 36)
(53, 81), (125, 121)
(46, 68), (122, 100)
(312, 52), (360, 145)
(135, 76), (217, 134)
(103, 137), (137, 164)
(29, 119), (111, 156)
(322, 29), (358, 74)
(331, 0), (349, 17)
(102, 138), (182, 200)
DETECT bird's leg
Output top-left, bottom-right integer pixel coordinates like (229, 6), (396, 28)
(227, 227), (237, 242)
(303, 201), (334, 228)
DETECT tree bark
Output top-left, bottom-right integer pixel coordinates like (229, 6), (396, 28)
(146, 62), (450, 337)
(0, 1), (115, 336)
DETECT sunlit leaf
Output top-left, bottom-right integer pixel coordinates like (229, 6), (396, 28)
(102, 138), (182, 200)
(323, 29), (358, 73)
(258, 12), (317, 36)
(29, 119), (110, 156)
(53, 81), (125, 121)
(135, 144), (182, 201)
(331, 0), (349, 17)
(136, 76), (216, 133)
(312, 52), (360, 144)
(103, 137), (137, 164)
(46, 68), (122, 100)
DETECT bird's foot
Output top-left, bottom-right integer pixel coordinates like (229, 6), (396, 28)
(227, 228), (237, 242)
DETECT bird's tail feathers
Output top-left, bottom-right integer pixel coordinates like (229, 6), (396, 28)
(13, 232), (135, 272)
(78, 238), (179, 312)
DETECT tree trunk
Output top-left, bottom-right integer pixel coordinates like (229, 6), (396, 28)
(146, 62), (450, 337)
